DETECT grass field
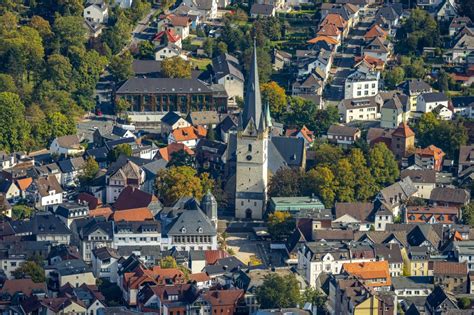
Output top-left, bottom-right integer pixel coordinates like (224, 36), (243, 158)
(189, 57), (211, 70)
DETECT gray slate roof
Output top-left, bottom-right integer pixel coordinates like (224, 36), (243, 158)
(116, 78), (212, 94)
(167, 208), (216, 236)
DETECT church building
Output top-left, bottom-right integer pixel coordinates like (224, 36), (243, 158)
(228, 42), (306, 220)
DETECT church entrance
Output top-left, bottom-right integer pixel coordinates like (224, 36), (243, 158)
(245, 208), (252, 219)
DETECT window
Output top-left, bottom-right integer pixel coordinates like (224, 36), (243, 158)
(248, 144), (252, 152)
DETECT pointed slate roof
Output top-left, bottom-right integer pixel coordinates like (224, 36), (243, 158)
(242, 40), (263, 131)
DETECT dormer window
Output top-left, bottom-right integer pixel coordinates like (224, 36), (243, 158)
(198, 227), (203, 233)
(181, 227), (186, 233)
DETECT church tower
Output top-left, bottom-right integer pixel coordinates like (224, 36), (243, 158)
(235, 41), (271, 220)
(201, 190), (218, 229)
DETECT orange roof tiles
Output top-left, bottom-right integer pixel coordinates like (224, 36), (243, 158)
(392, 122), (415, 138)
(307, 35), (340, 45)
(189, 272), (211, 282)
(89, 207), (113, 219)
(343, 261), (391, 287)
(204, 250), (230, 264)
(433, 261), (467, 276)
(321, 13), (348, 29)
(415, 145), (445, 159)
(171, 126), (207, 142)
(285, 125), (314, 143)
(153, 29), (181, 43)
(111, 208), (154, 222)
(158, 143), (194, 162)
(317, 24), (341, 37)
(163, 14), (191, 27)
(16, 177), (32, 191)
(364, 25), (388, 41)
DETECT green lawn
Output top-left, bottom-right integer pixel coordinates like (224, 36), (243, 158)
(189, 57), (211, 70)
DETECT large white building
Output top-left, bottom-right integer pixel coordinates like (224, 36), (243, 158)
(416, 92), (451, 119)
(344, 69), (380, 99)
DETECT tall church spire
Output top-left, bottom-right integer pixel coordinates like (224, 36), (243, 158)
(242, 40), (263, 131)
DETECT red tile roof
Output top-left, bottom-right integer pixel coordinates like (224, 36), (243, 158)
(16, 177), (32, 191)
(317, 24), (341, 37)
(321, 13), (348, 29)
(204, 250), (230, 265)
(391, 122), (415, 138)
(0, 279), (47, 296)
(77, 192), (101, 210)
(433, 261), (467, 276)
(114, 186), (158, 211)
(158, 143), (194, 162)
(171, 126), (207, 142)
(153, 29), (181, 43)
(111, 208), (154, 222)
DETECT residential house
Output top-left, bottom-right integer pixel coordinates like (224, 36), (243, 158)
(429, 187), (470, 208)
(272, 49), (292, 71)
(138, 283), (198, 313)
(195, 139), (227, 173)
(113, 221), (161, 249)
(333, 202), (375, 231)
(404, 246), (430, 276)
(391, 276), (433, 298)
(451, 96), (474, 118)
(20, 296), (88, 314)
(316, 23), (342, 42)
(59, 283), (106, 315)
(47, 259), (96, 290)
(285, 126), (315, 148)
(92, 247), (120, 282)
(415, 145), (445, 171)
(416, 92), (451, 120)
(154, 43), (185, 61)
(338, 94), (383, 123)
(158, 14), (191, 40)
(444, 34), (474, 64)
(401, 169), (437, 199)
(160, 111), (191, 136)
(436, 0), (457, 21)
(363, 37), (392, 62)
(380, 93), (409, 129)
(83, 0), (108, 24)
(57, 157), (85, 187)
(292, 73), (323, 97)
(55, 202), (90, 228)
(326, 125), (361, 147)
(0, 181), (20, 201)
(425, 285), (459, 315)
(453, 241), (474, 272)
(364, 24), (388, 42)
(157, 142), (194, 163)
(168, 125), (207, 149)
(376, 177), (417, 217)
(344, 69), (380, 99)
(406, 206), (459, 224)
(0, 279), (48, 304)
(105, 157), (145, 203)
(111, 208), (154, 222)
(92, 125), (136, 147)
(399, 79), (433, 113)
(186, 111), (220, 128)
(373, 243), (404, 277)
(250, 4), (275, 18)
(114, 186), (161, 215)
(28, 175), (63, 208)
(209, 54), (244, 106)
(153, 27), (183, 49)
(320, 13), (349, 38)
(181, 0), (218, 20)
(342, 260), (391, 291)
(77, 218), (114, 262)
(50, 135), (84, 156)
(375, 3), (403, 30)
(449, 17), (472, 36)
(433, 261), (468, 294)
(0, 194), (11, 217)
(458, 145), (474, 176)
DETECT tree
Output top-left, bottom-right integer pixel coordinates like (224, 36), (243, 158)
(368, 143), (400, 187)
(29, 15), (52, 40)
(161, 0), (177, 11)
(161, 56), (191, 78)
(156, 166), (213, 205)
(282, 96), (316, 128)
(333, 158), (355, 202)
(268, 168), (305, 197)
(385, 66), (405, 88)
(216, 41), (228, 55)
(137, 40), (155, 59)
(53, 16), (86, 53)
(108, 143), (132, 161)
(0, 92), (31, 152)
(457, 0), (474, 21)
(12, 261), (46, 283)
(101, 14), (132, 54)
(301, 287), (326, 309)
(312, 106), (340, 136)
(12, 204), (34, 220)
(0, 73), (16, 93)
(267, 212), (295, 241)
(115, 98), (131, 117)
(202, 37), (214, 57)
(313, 143), (343, 166)
(349, 148), (378, 200)
(462, 203), (474, 226)
(47, 112), (76, 139)
(45, 54), (73, 91)
(80, 156), (99, 183)
(459, 297), (471, 309)
(256, 274), (301, 309)
(437, 69), (449, 92)
(261, 81), (287, 117)
(160, 256), (178, 268)
(109, 51), (133, 83)
(167, 149), (195, 168)
(305, 166), (336, 208)
(396, 9), (439, 55)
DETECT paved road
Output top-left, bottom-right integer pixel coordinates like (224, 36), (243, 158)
(123, 8), (159, 54)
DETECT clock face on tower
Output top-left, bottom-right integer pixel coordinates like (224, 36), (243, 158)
(246, 155), (252, 161)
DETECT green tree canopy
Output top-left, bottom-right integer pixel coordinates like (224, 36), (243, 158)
(267, 211), (295, 242)
(161, 56), (191, 78)
(109, 51), (134, 83)
(268, 168), (305, 197)
(12, 260), (46, 283)
(261, 81), (287, 117)
(108, 143), (133, 162)
(0, 92), (31, 152)
(368, 143), (400, 187)
(256, 274), (302, 309)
